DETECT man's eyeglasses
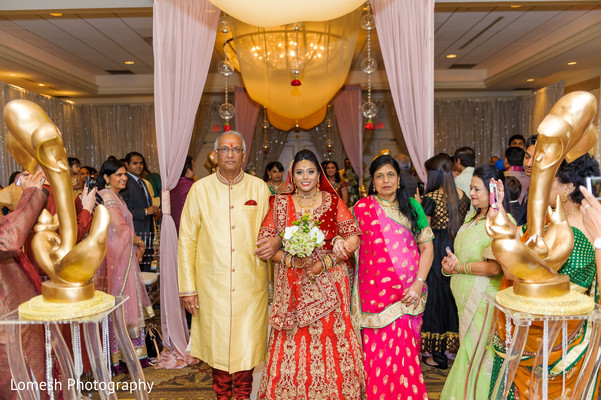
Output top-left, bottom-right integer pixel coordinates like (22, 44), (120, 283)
(216, 147), (244, 154)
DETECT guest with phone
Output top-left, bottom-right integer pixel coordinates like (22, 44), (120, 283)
(440, 164), (510, 400)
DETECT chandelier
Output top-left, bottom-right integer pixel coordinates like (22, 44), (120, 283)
(225, 8), (361, 125)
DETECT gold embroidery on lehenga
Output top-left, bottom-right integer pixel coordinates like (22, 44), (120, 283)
(297, 336), (308, 400)
(325, 338), (340, 398)
(260, 328), (283, 397)
(308, 322), (327, 399)
(274, 329), (298, 398)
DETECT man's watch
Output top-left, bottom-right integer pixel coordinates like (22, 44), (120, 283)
(594, 237), (601, 250)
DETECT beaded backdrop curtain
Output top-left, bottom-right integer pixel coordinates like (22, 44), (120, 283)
(308, 116), (346, 167)
(248, 123), (289, 176)
(434, 82), (564, 165)
(190, 101), (218, 157)
(0, 83), (157, 187)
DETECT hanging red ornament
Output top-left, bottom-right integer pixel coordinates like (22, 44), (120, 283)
(364, 119), (374, 130)
(223, 122), (231, 132)
(291, 77), (302, 86)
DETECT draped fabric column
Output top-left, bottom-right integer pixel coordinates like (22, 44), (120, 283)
(234, 87), (261, 165)
(332, 85), (363, 181)
(372, 0), (434, 181)
(153, 0), (219, 369)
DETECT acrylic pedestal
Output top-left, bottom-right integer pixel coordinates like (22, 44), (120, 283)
(0, 296), (148, 400)
(464, 293), (601, 400)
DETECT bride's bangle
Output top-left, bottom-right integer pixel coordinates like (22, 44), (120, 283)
(441, 267), (451, 277)
(332, 236), (343, 247)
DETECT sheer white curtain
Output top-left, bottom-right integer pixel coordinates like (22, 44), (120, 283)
(372, 0), (434, 181)
(153, 0), (219, 369)
(332, 85), (363, 181)
(234, 87), (261, 166)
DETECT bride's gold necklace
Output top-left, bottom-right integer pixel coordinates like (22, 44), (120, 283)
(296, 188), (320, 215)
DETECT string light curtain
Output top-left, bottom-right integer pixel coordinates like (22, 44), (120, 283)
(248, 123), (289, 176)
(308, 117), (346, 167)
(0, 82), (157, 187)
(434, 82), (565, 165)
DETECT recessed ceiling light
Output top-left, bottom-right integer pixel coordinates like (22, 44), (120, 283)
(446, 54), (457, 59)
(510, 5), (522, 8)
(49, 13), (63, 17)
(8, 73), (16, 77)
(38, 83), (45, 86)
(526, 78), (534, 82)
(567, 61), (577, 65)
(124, 60), (135, 65)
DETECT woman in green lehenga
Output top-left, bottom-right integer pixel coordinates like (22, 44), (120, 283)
(440, 165), (511, 400)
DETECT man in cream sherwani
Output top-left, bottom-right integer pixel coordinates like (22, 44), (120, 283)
(179, 131), (278, 400)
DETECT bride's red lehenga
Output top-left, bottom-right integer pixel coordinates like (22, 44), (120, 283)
(258, 173), (365, 399)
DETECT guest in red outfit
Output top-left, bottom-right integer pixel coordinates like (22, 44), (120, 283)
(0, 170), (48, 400)
(170, 155), (195, 234)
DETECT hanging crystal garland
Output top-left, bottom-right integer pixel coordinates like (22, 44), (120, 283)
(360, 1), (377, 131)
(262, 107), (270, 154)
(290, 22), (305, 86)
(219, 14), (235, 131)
(325, 103), (334, 155)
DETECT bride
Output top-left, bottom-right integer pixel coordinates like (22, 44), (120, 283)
(257, 149), (365, 399)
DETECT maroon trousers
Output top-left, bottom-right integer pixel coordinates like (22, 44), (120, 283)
(212, 367), (254, 400)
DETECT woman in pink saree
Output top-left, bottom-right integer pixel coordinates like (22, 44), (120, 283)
(95, 159), (154, 371)
(352, 155), (434, 400)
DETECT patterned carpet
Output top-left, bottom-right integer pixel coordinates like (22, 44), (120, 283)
(100, 359), (450, 399)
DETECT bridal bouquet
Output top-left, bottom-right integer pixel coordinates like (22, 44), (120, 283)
(282, 214), (325, 258)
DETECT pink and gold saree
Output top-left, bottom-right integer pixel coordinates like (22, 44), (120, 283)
(352, 195), (431, 400)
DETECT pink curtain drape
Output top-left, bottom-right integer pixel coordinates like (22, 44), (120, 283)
(153, 0), (218, 368)
(332, 85), (363, 181)
(372, 0), (434, 181)
(234, 87), (261, 165)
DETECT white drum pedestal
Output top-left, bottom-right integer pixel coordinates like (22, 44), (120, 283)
(0, 296), (149, 400)
(464, 294), (601, 400)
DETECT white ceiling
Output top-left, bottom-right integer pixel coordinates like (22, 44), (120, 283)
(0, 0), (600, 100)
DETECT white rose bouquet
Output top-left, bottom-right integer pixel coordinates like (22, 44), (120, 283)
(282, 214), (325, 258)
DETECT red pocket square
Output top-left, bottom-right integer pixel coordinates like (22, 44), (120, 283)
(244, 200), (258, 206)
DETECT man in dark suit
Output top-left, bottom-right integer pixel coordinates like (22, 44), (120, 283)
(122, 151), (159, 233)
(122, 152), (160, 271)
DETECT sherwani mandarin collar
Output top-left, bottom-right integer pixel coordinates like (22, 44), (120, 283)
(216, 168), (245, 186)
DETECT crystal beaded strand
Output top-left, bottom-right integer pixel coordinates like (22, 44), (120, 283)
(505, 315), (512, 388)
(542, 320), (549, 400)
(102, 316), (111, 380)
(73, 323), (83, 379)
(562, 321), (567, 397)
(45, 323), (54, 400)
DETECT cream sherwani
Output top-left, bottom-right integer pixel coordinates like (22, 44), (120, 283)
(178, 170), (270, 373)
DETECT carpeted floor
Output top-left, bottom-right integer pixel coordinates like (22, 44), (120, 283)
(97, 358), (450, 399)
